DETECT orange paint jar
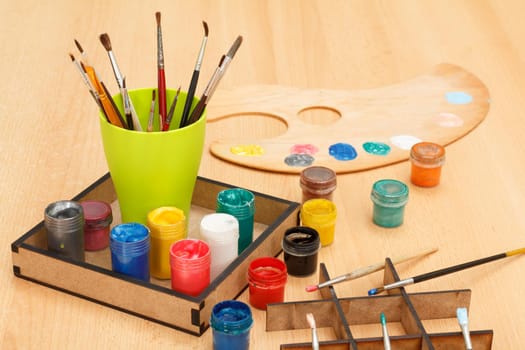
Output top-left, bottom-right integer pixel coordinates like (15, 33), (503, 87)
(410, 142), (446, 187)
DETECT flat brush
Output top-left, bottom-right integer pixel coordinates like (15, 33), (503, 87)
(368, 247), (525, 296)
(185, 35), (243, 126)
(305, 247), (438, 292)
(99, 33), (142, 131)
(178, 21), (209, 129)
(81, 61), (124, 128)
(305, 313), (319, 350)
(156, 11), (167, 131)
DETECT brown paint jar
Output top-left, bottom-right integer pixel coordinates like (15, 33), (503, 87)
(300, 166), (337, 203)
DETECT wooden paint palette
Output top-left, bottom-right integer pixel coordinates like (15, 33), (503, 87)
(207, 63), (490, 173)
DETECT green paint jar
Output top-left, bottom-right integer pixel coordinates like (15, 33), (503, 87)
(370, 179), (409, 228)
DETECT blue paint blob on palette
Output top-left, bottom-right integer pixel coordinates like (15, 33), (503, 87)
(329, 143), (357, 161)
(446, 91), (473, 104)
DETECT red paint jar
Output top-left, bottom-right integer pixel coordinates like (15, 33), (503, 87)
(80, 200), (113, 251)
(248, 257), (287, 310)
(169, 239), (211, 296)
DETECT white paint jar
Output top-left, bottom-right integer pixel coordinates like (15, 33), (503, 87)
(200, 213), (239, 280)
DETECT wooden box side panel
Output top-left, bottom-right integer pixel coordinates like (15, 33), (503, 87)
(12, 246), (202, 334)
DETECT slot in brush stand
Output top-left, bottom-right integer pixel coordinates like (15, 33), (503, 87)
(266, 259), (493, 349)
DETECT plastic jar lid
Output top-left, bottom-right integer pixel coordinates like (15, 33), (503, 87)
(80, 200), (113, 228)
(282, 226), (320, 256)
(210, 300), (253, 334)
(147, 206), (185, 238)
(248, 257), (287, 285)
(110, 223), (150, 257)
(170, 239), (210, 268)
(200, 213), (239, 243)
(300, 166), (337, 193)
(370, 179), (409, 207)
(410, 142), (446, 167)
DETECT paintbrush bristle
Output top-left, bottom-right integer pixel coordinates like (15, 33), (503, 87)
(203, 21), (209, 36)
(306, 313), (316, 329)
(152, 89), (156, 100)
(74, 39), (84, 53)
(305, 285), (318, 292)
(69, 53), (75, 62)
(226, 35), (243, 59)
(99, 33), (112, 51)
(156, 11), (161, 25)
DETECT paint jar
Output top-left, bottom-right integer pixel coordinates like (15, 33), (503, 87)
(282, 226), (320, 277)
(248, 257), (287, 310)
(300, 166), (337, 203)
(110, 223), (150, 282)
(147, 206), (186, 280)
(410, 142), (446, 187)
(210, 300), (253, 350)
(44, 200), (85, 261)
(370, 179), (409, 228)
(300, 198), (337, 246)
(200, 213), (239, 280)
(80, 200), (112, 251)
(216, 188), (255, 255)
(169, 239), (211, 296)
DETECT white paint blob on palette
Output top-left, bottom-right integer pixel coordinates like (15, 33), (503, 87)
(205, 63), (490, 174)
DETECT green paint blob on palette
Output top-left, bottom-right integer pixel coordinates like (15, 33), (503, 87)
(206, 63), (490, 174)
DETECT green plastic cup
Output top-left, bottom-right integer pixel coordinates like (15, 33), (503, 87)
(99, 88), (206, 224)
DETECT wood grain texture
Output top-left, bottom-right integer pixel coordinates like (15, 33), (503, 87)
(2, 1), (525, 349)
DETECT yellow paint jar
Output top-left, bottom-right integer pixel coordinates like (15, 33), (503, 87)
(300, 199), (337, 246)
(147, 206), (186, 279)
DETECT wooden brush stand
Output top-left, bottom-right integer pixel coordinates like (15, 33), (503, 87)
(266, 259), (493, 349)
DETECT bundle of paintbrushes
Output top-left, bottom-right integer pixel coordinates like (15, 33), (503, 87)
(69, 12), (242, 132)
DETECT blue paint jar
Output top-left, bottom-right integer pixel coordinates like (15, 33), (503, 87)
(216, 188), (255, 255)
(110, 223), (150, 282)
(370, 179), (409, 228)
(211, 300), (253, 350)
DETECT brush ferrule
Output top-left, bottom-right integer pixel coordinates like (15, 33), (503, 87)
(108, 52), (124, 88)
(157, 29), (164, 67)
(384, 278), (414, 290)
(317, 274), (348, 289)
(194, 37), (208, 71)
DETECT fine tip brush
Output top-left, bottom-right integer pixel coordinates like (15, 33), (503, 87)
(305, 313), (319, 350)
(178, 21), (209, 129)
(305, 247), (438, 292)
(74, 39), (90, 65)
(165, 86), (181, 130)
(147, 89), (157, 132)
(99, 33), (142, 131)
(185, 35), (243, 127)
(368, 247), (525, 296)
(156, 11), (167, 131)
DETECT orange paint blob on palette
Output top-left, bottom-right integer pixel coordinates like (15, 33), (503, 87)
(207, 63), (490, 173)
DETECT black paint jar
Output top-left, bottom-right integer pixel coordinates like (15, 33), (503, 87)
(282, 226), (320, 277)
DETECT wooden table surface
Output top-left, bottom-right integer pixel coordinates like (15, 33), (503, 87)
(2, 1), (525, 348)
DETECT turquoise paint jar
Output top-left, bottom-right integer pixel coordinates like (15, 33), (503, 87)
(370, 179), (409, 228)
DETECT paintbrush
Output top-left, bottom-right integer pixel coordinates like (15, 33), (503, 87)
(306, 313), (319, 350)
(100, 81), (127, 128)
(147, 90), (156, 132)
(178, 21), (209, 129)
(122, 78), (133, 130)
(69, 53), (99, 103)
(456, 308), (473, 350)
(155, 11), (167, 131)
(185, 35), (243, 127)
(305, 247), (438, 292)
(165, 86), (181, 130)
(81, 61), (125, 128)
(368, 247), (525, 295)
(380, 313), (391, 350)
(74, 39), (90, 65)
(99, 33), (142, 131)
